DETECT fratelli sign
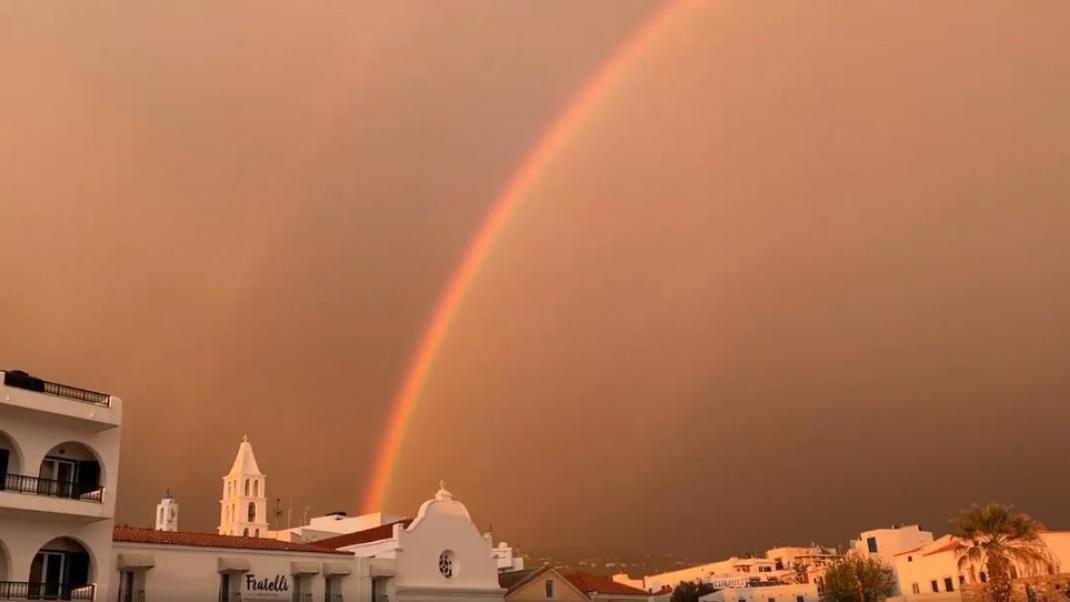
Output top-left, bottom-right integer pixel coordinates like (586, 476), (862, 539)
(244, 574), (291, 600)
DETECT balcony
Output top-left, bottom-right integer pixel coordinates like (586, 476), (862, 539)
(2, 474), (103, 503)
(0, 581), (96, 601)
(0, 472), (110, 523)
(0, 371), (120, 431)
(3, 372), (109, 407)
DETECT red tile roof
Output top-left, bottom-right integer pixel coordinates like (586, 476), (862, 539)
(893, 547), (923, 557)
(113, 526), (351, 555)
(924, 540), (963, 556)
(310, 519), (413, 550)
(566, 573), (649, 597)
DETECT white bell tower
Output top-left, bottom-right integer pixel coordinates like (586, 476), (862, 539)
(219, 435), (269, 537)
(155, 489), (179, 531)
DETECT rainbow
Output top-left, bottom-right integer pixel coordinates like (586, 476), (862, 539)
(361, 0), (690, 513)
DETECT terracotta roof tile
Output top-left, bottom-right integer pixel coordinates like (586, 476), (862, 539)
(566, 573), (649, 596)
(113, 526), (351, 555)
(310, 519), (413, 550)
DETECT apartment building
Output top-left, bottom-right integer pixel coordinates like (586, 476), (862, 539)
(0, 369), (122, 601)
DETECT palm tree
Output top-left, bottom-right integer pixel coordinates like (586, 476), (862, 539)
(951, 503), (1056, 602)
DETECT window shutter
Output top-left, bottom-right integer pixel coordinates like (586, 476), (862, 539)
(67, 552), (91, 589)
(0, 448), (9, 490)
(76, 460), (101, 497)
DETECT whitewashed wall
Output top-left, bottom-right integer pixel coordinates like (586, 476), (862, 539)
(109, 541), (371, 602)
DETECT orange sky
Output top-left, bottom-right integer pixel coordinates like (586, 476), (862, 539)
(3, 1), (1070, 565)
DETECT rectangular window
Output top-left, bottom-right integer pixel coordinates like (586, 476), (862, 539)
(546, 580), (554, 598)
(912, 584), (920, 595)
(768, 597), (775, 602)
(944, 578), (954, 592)
(796, 596), (805, 602)
(980, 572), (988, 584)
(931, 581), (939, 593)
(866, 537), (878, 553)
(959, 576), (966, 586)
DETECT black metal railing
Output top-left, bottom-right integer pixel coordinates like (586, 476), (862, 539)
(3, 371), (111, 407)
(0, 581), (96, 600)
(1, 474), (103, 503)
(292, 594), (312, 602)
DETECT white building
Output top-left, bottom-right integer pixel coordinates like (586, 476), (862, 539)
(889, 531), (1070, 602)
(664, 557), (780, 590)
(850, 525), (934, 565)
(490, 540), (525, 573)
(764, 546), (839, 573)
(275, 508), (524, 573)
(701, 582), (820, 602)
(272, 511), (405, 544)
(847, 525), (936, 597)
(112, 524), (367, 602)
(0, 369), (122, 601)
(312, 482), (507, 602)
(632, 547), (835, 593)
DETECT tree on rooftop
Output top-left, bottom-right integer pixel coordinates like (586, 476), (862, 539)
(951, 503), (1055, 602)
(820, 556), (896, 602)
(670, 580), (716, 602)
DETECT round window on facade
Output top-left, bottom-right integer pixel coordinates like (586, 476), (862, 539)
(438, 550), (456, 578)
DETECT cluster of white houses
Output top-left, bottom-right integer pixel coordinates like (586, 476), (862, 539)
(609, 525), (1070, 602)
(609, 545), (842, 602)
(2, 369), (1070, 602)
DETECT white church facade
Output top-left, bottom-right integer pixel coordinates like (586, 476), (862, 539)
(0, 370), (513, 602)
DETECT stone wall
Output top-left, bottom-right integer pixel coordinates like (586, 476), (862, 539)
(961, 574), (1070, 602)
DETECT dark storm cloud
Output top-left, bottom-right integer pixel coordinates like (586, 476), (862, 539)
(2, 0), (1069, 567)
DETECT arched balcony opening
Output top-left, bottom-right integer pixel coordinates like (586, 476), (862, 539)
(21, 536), (95, 601)
(0, 429), (23, 492)
(32, 441), (104, 502)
